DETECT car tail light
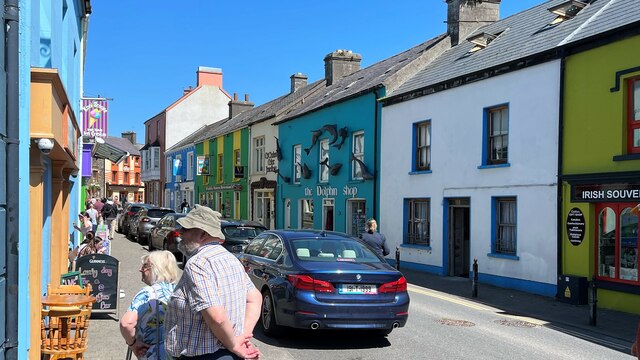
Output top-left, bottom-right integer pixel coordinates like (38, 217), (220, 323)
(168, 231), (180, 247)
(288, 275), (335, 293)
(378, 276), (408, 293)
(141, 217), (150, 222)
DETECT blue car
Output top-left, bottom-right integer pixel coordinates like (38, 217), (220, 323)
(237, 229), (409, 336)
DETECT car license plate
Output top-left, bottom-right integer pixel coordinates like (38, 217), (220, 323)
(339, 284), (377, 294)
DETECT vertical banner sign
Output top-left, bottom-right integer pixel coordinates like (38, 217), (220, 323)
(81, 98), (109, 139)
(173, 158), (181, 176)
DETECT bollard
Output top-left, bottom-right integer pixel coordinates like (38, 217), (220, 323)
(395, 246), (400, 271)
(472, 258), (478, 298)
(589, 278), (597, 326)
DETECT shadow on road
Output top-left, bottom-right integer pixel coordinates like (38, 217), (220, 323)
(252, 326), (392, 350)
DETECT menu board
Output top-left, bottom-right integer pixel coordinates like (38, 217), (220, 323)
(77, 253), (119, 314)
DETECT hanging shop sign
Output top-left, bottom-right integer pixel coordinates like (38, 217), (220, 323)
(572, 183), (640, 202)
(234, 166), (245, 179)
(566, 208), (586, 246)
(81, 99), (108, 139)
(265, 151), (279, 173)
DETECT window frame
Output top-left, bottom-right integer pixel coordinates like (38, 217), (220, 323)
(352, 131), (365, 180)
(187, 152), (194, 180)
(217, 154), (224, 183)
(595, 202), (639, 285)
(166, 156), (172, 182)
(319, 139), (329, 183)
(254, 136), (265, 173)
(123, 171), (129, 183)
(413, 121), (431, 172)
(491, 197), (518, 258)
(293, 145), (301, 184)
(627, 76), (640, 154)
(404, 198), (431, 247)
(482, 104), (510, 166)
(153, 147), (160, 169)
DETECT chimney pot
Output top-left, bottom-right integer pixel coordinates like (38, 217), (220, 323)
(446, 0), (501, 46)
(290, 73), (308, 93)
(229, 93), (254, 119)
(234, 93), (238, 101)
(196, 66), (223, 87)
(244, 94), (249, 102)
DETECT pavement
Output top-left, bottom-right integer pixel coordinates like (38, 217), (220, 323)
(400, 266), (640, 353)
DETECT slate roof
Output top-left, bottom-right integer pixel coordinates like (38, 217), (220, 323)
(275, 33), (448, 124)
(105, 136), (140, 156)
(391, 0), (640, 98)
(165, 124), (209, 153)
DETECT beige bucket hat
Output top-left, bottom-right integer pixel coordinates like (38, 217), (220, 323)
(176, 205), (225, 239)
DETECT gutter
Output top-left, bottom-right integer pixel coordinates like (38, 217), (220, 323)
(557, 49), (566, 288)
(4, 0), (20, 357)
(373, 86), (383, 221)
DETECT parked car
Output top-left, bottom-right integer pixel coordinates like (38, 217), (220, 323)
(132, 207), (175, 244)
(118, 203), (150, 235)
(125, 204), (154, 240)
(236, 230), (409, 336)
(149, 213), (186, 261)
(220, 219), (267, 253)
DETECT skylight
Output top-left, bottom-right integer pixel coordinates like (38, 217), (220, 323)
(548, 0), (588, 22)
(465, 31), (502, 53)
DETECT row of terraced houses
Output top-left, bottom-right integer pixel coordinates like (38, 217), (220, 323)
(138, 0), (640, 315)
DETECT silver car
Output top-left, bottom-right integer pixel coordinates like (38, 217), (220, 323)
(133, 207), (175, 244)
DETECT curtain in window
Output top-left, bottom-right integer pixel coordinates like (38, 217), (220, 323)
(497, 200), (516, 254)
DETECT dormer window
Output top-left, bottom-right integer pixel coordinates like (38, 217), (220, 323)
(548, 0), (587, 24)
(465, 31), (503, 54)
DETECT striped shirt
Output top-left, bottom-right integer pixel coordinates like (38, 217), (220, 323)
(164, 243), (255, 357)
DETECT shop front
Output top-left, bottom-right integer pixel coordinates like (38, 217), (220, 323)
(199, 184), (246, 219)
(562, 173), (640, 314)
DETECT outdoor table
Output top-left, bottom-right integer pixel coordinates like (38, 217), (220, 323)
(41, 294), (96, 307)
(40, 294), (96, 360)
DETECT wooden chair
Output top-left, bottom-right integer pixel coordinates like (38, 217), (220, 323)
(47, 283), (92, 297)
(41, 306), (91, 359)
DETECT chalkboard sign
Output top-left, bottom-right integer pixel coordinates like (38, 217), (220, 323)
(60, 271), (84, 287)
(77, 253), (119, 314)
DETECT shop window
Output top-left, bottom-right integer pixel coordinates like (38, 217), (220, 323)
(628, 77), (640, 154)
(300, 199), (314, 229)
(597, 203), (639, 283)
(492, 197), (517, 256)
(404, 198), (430, 246)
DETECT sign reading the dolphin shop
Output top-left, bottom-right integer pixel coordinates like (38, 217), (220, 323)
(566, 208), (586, 246)
(81, 99), (108, 139)
(572, 183), (640, 202)
(305, 185), (359, 197)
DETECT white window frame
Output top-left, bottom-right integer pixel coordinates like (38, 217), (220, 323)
(153, 147), (160, 169)
(234, 191), (241, 219)
(319, 139), (329, 183)
(293, 145), (301, 184)
(187, 152), (194, 180)
(352, 131), (364, 180)
(414, 121), (431, 171)
(254, 136), (265, 173)
(176, 154), (182, 181)
(143, 150), (150, 170)
(166, 156), (172, 182)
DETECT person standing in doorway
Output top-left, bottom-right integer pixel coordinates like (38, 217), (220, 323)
(180, 198), (190, 213)
(164, 205), (261, 359)
(360, 218), (390, 257)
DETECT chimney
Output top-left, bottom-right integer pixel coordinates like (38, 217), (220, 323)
(290, 73), (308, 93)
(324, 49), (362, 86)
(229, 93), (254, 119)
(183, 86), (193, 96)
(446, 0), (500, 46)
(121, 131), (136, 144)
(197, 66), (223, 87)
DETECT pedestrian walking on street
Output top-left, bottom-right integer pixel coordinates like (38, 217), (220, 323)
(180, 198), (190, 213)
(164, 205), (262, 360)
(86, 202), (99, 232)
(120, 250), (180, 360)
(101, 197), (118, 240)
(360, 218), (390, 257)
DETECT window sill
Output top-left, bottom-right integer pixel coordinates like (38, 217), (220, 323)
(401, 244), (432, 250)
(408, 170), (432, 175)
(487, 253), (519, 261)
(478, 163), (510, 170)
(612, 153), (640, 161)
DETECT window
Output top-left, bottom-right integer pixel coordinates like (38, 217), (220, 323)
(234, 191), (241, 219)
(187, 152), (194, 180)
(166, 157), (172, 182)
(254, 136), (265, 173)
(293, 145), (301, 184)
(405, 199), (430, 246)
(135, 173), (140, 184)
(413, 121), (431, 171)
(484, 105), (509, 165)
(216, 192), (223, 213)
(300, 199), (314, 229)
(124, 172), (129, 183)
(319, 139), (329, 182)
(217, 154), (224, 183)
(135, 156), (139, 166)
(153, 147), (160, 169)
(493, 197), (517, 256)
(143, 150), (150, 170)
(596, 203), (638, 283)
(628, 77), (640, 154)
(352, 132), (364, 179)
(110, 172), (116, 183)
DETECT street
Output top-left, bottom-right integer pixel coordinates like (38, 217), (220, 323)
(86, 232), (634, 360)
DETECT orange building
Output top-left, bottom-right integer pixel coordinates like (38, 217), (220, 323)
(102, 135), (144, 203)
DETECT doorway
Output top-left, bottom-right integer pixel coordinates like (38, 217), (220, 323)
(447, 198), (470, 278)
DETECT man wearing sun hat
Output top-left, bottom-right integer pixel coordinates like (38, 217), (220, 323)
(164, 205), (262, 359)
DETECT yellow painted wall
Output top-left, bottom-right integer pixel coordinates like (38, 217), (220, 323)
(561, 183), (594, 278)
(563, 35), (640, 174)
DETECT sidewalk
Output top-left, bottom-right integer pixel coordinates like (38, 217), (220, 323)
(401, 267), (639, 352)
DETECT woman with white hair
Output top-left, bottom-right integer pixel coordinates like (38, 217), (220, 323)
(120, 250), (180, 359)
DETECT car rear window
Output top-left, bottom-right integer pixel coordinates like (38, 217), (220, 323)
(291, 238), (381, 263)
(222, 226), (265, 239)
(148, 209), (174, 218)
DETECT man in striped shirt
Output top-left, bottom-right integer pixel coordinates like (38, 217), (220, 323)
(165, 205), (261, 359)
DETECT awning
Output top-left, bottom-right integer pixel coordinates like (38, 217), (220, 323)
(92, 138), (129, 164)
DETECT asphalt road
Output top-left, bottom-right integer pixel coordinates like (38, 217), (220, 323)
(86, 232), (634, 360)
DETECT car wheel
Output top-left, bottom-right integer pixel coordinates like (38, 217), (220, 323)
(148, 237), (155, 251)
(261, 290), (283, 337)
(137, 233), (147, 245)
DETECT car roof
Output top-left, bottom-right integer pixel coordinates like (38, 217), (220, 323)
(220, 219), (267, 228)
(265, 229), (356, 241)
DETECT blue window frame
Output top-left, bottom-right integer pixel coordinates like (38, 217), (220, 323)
(411, 120), (431, 174)
(490, 196), (518, 259)
(404, 198), (430, 246)
(480, 104), (510, 169)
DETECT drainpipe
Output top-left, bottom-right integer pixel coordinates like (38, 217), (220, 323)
(373, 86), (382, 221)
(4, 0), (20, 358)
(557, 49), (566, 287)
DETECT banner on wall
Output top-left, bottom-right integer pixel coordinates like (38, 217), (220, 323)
(197, 156), (210, 175)
(81, 98), (109, 139)
(173, 158), (182, 176)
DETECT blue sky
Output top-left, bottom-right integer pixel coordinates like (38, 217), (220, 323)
(84, 0), (544, 142)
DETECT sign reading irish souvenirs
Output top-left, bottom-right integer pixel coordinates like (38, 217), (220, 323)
(572, 183), (640, 202)
(566, 208), (586, 246)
